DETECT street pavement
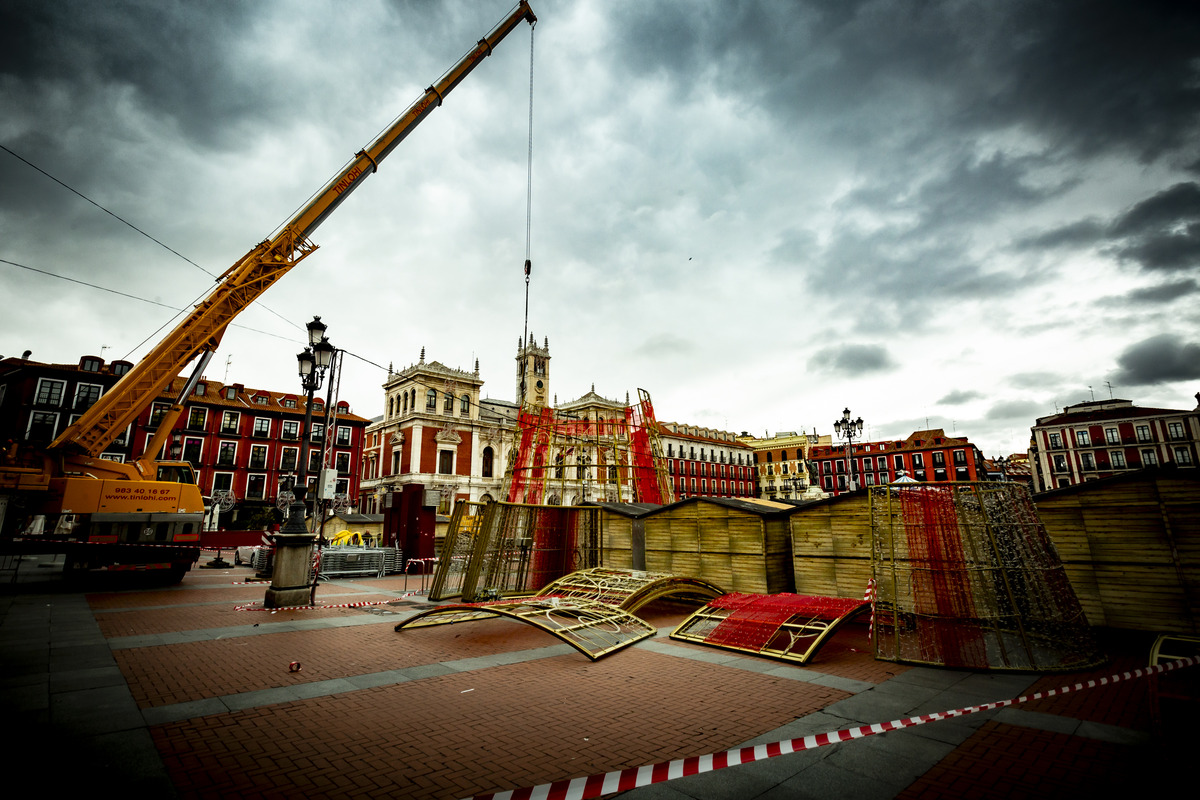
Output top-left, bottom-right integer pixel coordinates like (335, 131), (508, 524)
(1, 552), (1191, 799)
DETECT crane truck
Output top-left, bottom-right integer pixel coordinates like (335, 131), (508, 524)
(0, 2), (537, 580)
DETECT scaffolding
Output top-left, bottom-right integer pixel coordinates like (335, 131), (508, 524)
(429, 501), (601, 601)
(503, 388), (673, 505)
(870, 482), (1105, 671)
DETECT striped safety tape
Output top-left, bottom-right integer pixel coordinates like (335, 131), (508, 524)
(467, 655), (1199, 800)
(234, 592), (421, 612)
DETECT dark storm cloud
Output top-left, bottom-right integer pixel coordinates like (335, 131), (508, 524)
(986, 399), (1042, 421)
(1098, 279), (1199, 307)
(1112, 333), (1200, 386)
(608, 1), (1200, 160)
(985, 1), (1200, 161)
(1, 0), (262, 147)
(807, 343), (895, 376)
(938, 390), (983, 405)
(1014, 219), (1106, 251)
(1108, 183), (1200, 272)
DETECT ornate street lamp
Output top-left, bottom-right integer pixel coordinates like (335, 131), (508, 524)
(267, 316), (334, 609)
(995, 454), (1010, 482)
(832, 408), (864, 493)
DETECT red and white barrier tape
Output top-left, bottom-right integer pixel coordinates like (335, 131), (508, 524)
(467, 656), (1198, 800)
(234, 592), (421, 612)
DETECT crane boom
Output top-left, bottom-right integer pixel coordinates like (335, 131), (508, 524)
(53, 1), (537, 459)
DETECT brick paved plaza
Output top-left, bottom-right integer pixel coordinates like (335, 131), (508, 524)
(2, 556), (1191, 799)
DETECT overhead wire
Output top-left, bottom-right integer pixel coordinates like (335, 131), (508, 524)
(0, 143), (305, 343)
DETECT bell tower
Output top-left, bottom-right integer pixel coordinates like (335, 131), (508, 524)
(515, 333), (550, 407)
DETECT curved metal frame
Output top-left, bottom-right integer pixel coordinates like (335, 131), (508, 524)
(394, 596), (655, 661)
(537, 567), (726, 613)
(670, 593), (871, 665)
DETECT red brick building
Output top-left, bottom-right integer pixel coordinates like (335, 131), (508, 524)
(0, 354), (368, 527)
(809, 428), (987, 496)
(659, 422), (757, 500)
(1029, 397), (1199, 492)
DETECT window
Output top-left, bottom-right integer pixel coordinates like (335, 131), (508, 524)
(246, 474), (266, 500)
(34, 378), (65, 406)
(426, 390), (437, 409)
(932, 452), (945, 467)
(1137, 425), (1152, 443)
(254, 417), (271, 437)
(249, 444), (268, 469)
(894, 454), (905, 469)
(1175, 447), (1194, 465)
(1168, 422), (1185, 440)
(953, 450), (966, 465)
(482, 447), (494, 478)
(1143, 449), (1158, 467)
(282, 420), (299, 440)
(182, 437), (202, 466)
(460, 394), (470, 415)
(310, 422), (324, 442)
(955, 467), (969, 481)
(335, 452), (350, 474)
(73, 383), (103, 411)
(439, 450), (454, 474)
(255, 395), (268, 405)
(283, 398), (296, 409)
(221, 411), (240, 435)
(1049, 433), (1062, 449)
(336, 426), (351, 447)
(80, 357), (102, 372)
(1111, 451), (1126, 468)
(194, 382), (206, 396)
(26, 411), (58, 440)
(212, 472), (233, 493)
(149, 402), (170, 428)
(111, 361), (131, 376)
(1053, 454), (1067, 472)
(217, 441), (237, 467)
(1081, 453), (1095, 470)
(912, 454), (924, 468)
(280, 447), (298, 471)
(1075, 430), (1090, 446)
(187, 407), (207, 430)
(443, 392), (454, 412)
(1105, 428), (1119, 445)
(225, 386), (237, 400)
(308, 449), (322, 473)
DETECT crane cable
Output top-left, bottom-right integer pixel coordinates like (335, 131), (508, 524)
(521, 18), (535, 350)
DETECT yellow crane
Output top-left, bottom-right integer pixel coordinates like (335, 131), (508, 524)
(0, 2), (537, 580)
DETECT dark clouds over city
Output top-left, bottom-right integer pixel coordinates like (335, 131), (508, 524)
(2, 0), (1198, 456)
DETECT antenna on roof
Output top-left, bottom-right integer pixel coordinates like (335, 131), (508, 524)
(1088, 385), (1095, 401)
(224, 354), (233, 382)
(1105, 380), (1114, 399)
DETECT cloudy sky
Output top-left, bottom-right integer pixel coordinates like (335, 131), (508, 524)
(2, 0), (1198, 458)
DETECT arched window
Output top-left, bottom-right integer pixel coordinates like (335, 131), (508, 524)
(460, 394), (470, 415)
(426, 389), (437, 409)
(443, 392), (453, 412)
(482, 447), (494, 478)
(402, 392), (408, 412)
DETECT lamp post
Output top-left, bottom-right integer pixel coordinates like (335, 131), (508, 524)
(265, 316), (334, 609)
(832, 408), (864, 493)
(995, 454), (1010, 482)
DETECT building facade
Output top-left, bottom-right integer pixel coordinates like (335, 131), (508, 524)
(739, 430), (831, 501)
(660, 423), (757, 500)
(808, 428), (988, 496)
(359, 336), (674, 511)
(1028, 396), (1200, 492)
(358, 349), (502, 516)
(0, 354), (368, 528)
